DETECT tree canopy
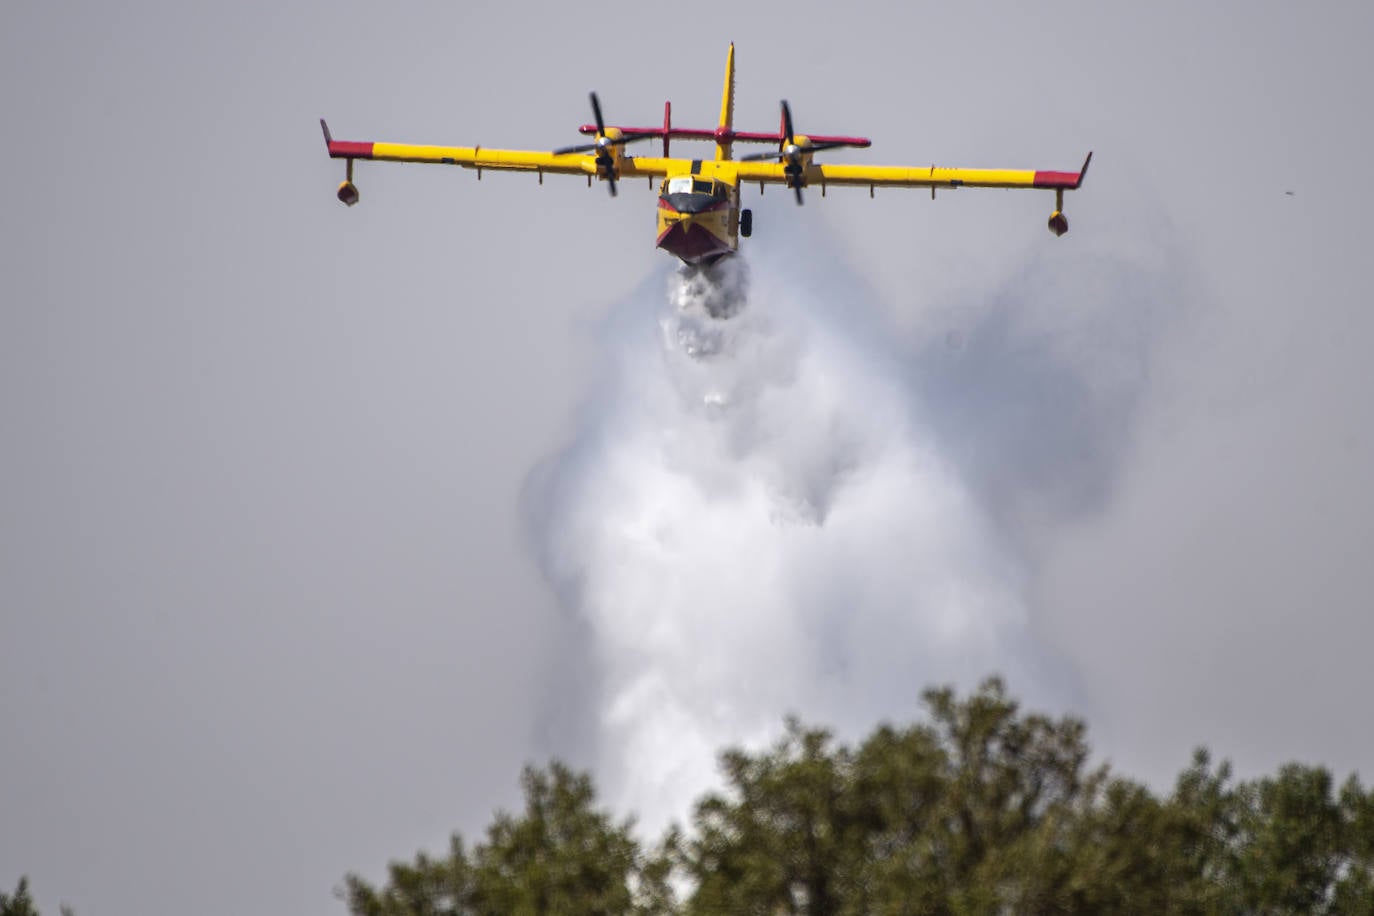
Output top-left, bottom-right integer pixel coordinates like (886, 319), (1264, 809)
(0, 878), (72, 916)
(342, 677), (1374, 915)
(12, 679), (1368, 914)
(341, 760), (671, 916)
(0, 879), (39, 916)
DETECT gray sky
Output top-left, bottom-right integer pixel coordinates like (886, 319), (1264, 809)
(4, 2), (1373, 914)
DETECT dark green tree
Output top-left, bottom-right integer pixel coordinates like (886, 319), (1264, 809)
(1228, 763), (1374, 915)
(0, 879), (69, 916)
(681, 677), (1107, 914)
(685, 719), (858, 916)
(343, 761), (654, 916)
(1331, 773), (1374, 912)
(916, 676), (1098, 912)
(0, 879), (39, 916)
(470, 762), (640, 915)
(347, 678), (1374, 916)
(343, 835), (474, 916)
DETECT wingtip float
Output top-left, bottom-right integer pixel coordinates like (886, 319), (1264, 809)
(320, 119), (361, 206)
(1039, 151), (1092, 237)
(320, 50), (1091, 264)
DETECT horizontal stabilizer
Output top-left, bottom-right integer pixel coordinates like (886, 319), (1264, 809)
(577, 124), (871, 150)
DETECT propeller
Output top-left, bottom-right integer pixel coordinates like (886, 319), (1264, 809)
(552, 92), (654, 197)
(739, 101), (856, 205)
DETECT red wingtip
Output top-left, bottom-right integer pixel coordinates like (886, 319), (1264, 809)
(1033, 152), (1094, 190)
(1075, 151), (1093, 188)
(320, 120), (373, 159)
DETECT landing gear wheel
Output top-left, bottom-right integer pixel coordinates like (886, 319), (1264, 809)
(739, 208), (753, 238)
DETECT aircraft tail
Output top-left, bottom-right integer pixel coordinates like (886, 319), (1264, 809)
(715, 43), (735, 161)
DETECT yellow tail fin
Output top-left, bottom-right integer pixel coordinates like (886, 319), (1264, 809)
(716, 43), (735, 161)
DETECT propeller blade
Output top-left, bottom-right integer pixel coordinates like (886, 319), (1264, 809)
(554, 133), (655, 156)
(794, 185), (804, 206)
(559, 92), (632, 197)
(590, 92), (606, 134)
(742, 140), (859, 161)
(781, 100), (795, 145)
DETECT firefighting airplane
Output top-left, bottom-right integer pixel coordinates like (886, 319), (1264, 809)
(320, 44), (1090, 265)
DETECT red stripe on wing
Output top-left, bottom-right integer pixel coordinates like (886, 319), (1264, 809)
(1033, 170), (1078, 188)
(328, 141), (374, 159)
(1034, 153), (1092, 189)
(579, 124), (871, 148)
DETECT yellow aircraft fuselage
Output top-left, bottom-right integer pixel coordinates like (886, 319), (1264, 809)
(655, 170), (740, 265)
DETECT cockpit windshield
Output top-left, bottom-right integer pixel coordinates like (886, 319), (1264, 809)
(664, 177), (720, 197)
(660, 175), (728, 215)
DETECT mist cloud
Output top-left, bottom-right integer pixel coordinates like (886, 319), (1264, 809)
(524, 254), (1084, 832)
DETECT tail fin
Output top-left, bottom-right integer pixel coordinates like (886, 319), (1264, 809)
(715, 43), (736, 161)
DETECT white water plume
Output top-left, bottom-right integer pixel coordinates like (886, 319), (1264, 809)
(529, 255), (1052, 833)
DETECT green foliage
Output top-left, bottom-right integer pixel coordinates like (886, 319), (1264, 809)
(0, 879), (39, 916)
(473, 762), (640, 915)
(680, 676), (1109, 915)
(0, 879), (69, 916)
(343, 761), (652, 916)
(347, 678), (1374, 916)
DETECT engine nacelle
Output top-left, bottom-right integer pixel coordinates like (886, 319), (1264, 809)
(337, 180), (360, 207)
(1047, 210), (1068, 237)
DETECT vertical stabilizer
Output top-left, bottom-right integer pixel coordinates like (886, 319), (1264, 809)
(715, 43), (736, 161)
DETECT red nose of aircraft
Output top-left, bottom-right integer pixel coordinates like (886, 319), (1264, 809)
(657, 216), (731, 264)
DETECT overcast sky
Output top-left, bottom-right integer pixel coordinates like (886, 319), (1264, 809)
(3, 2), (1373, 914)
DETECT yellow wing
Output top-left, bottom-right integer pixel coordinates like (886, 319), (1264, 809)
(728, 150), (1090, 235)
(729, 153), (1092, 192)
(321, 120), (695, 203)
(323, 124), (591, 177)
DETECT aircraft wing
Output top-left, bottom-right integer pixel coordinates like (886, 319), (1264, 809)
(322, 121), (592, 177)
(729, 153), (1092, 192)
